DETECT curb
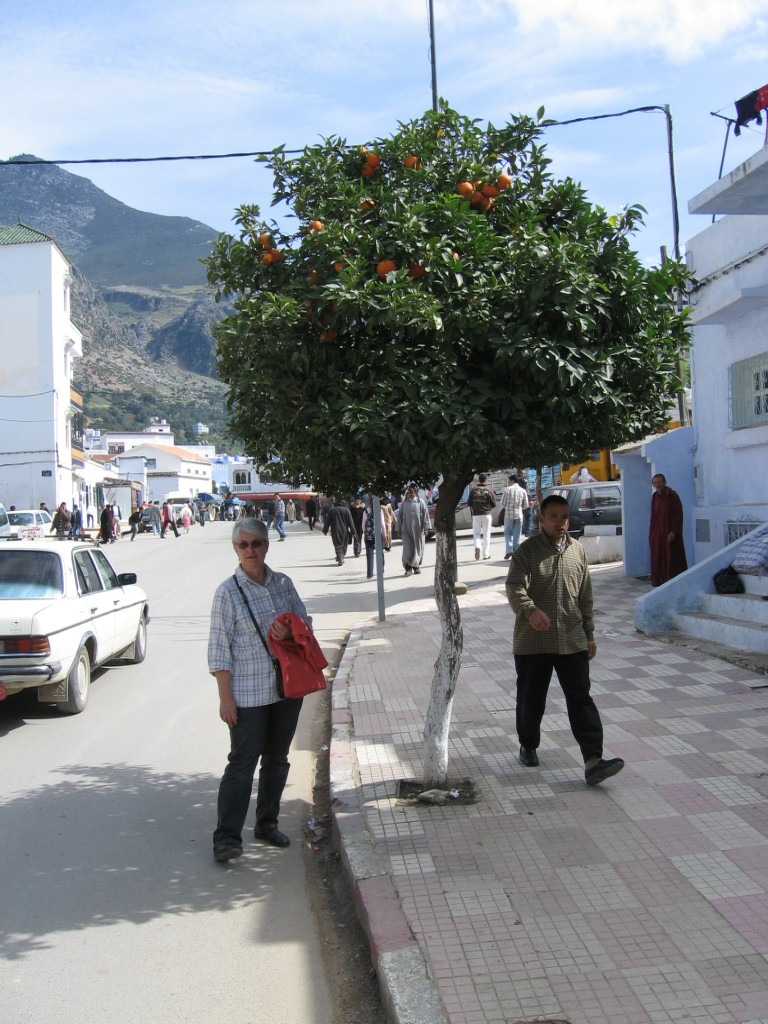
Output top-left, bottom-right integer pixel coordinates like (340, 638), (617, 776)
(329, 623), (449, 1024)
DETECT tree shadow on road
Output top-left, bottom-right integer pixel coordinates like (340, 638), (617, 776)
(0, 760), (306, 960)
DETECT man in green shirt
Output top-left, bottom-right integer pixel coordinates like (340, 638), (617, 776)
(505, 494), (624, 786)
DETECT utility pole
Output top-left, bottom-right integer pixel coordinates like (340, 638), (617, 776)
(428, 0), (438, 112)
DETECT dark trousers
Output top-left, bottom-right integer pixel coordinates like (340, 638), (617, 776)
(161, 519), (179, 538)
(514, 651), (603, 762)
(214, 698), (303, 848)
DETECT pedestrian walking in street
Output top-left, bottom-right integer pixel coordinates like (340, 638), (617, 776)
(285, 498), (296, 523)
(505, 493), (624, 786)
(649, 473), (688, 586)
(273, 494), (286, 541)
(500, 474), (528, 558)
(305, 495), (318, 531)
(70, 503), (83, 540)
(469, 473), (496, 560)
(161, 500), (180, 538)
(128, 508), (142, 541)
(396, 484), (430, 576)
(350, 495), (365, 558)
(323, 498), (356, 565)
(99, 503), (115, 544)
(209, 518), (313, 862)
(381, 497), (396, 551)
(50, 502), (72, 541)
(362, 500), (386, 578)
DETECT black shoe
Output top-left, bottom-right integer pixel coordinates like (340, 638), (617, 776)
(585, 757), (624, 786)
(254, 826), (291, 848)
(519, 745), (539, 767)
(213, 844), (243, 863)
(413, 566), (421, 574)
(404, 567), (413, 576)
(504, 553), (512, 559)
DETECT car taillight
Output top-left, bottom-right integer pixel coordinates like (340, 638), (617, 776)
(0, 636), (51, 655)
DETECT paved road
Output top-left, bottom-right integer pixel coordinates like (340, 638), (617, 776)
(0, 518), (418, 1024)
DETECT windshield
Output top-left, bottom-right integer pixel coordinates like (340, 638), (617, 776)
(8, 512), (34, 526)
(0, 550), (64, 598)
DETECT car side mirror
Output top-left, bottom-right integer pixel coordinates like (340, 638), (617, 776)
(118, 572), (137, 586)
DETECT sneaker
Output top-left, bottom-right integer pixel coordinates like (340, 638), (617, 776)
(585, 758), (625, 786)
(474, 548), (480, 561)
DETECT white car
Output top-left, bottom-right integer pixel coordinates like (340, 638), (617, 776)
(7, 508), (53, 540)
(0, 541), (150, 714)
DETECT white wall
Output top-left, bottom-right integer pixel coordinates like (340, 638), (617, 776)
(686, 215), (768, 562)
(0, 240), (82, 510)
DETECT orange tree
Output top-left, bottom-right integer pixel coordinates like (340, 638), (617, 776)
(206, 103), (690, 787)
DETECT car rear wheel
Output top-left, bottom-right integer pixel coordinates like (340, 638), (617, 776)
(126, 614), (147, 664)
(59, 646), (91, 714)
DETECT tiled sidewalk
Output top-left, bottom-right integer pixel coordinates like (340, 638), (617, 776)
(331, 564), (768, 1024)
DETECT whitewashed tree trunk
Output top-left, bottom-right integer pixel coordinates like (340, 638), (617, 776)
(422, 471), (468, 788)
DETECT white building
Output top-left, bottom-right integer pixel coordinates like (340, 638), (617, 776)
(684, 149), (768, 556)
(115, 442), (212, 503)
(87, 419), (175, 455)
(210, 453), (257, 494)
(629, 143), (768, 655)
(0, 223), (84, 510)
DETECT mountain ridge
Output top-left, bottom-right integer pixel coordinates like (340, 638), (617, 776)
(0, 154), (235, 446)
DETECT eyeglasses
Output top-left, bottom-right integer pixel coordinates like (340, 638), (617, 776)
(236, 539), (266, 550)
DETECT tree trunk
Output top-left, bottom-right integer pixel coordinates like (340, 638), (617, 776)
(422, 467), (471, 788)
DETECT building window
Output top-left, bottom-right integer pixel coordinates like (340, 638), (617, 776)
(108, 444), (125, 455)
(729, 353), (768, 429)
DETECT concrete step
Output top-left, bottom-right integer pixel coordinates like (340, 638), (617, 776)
(672, 609), (768, 656)
(742, 575), (768, 597)
(700, 591), (768, 626)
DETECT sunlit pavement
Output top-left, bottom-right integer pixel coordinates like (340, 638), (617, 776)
(330, 555), (768, 1024)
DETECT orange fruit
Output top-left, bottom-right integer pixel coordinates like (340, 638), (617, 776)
(365, 152), (381, 169)
(478, 194), (492, 212)
(309, 269), (323, 284)
(308, 220), (324, 233)
(457, 181), (474, 197)
(452, 251), (460, 261)
(359, 198), (376, 211)
(258, 232), (271, 249)
(361, 163), (376, 178)
(376, 259), (397, 278)
(497, 173), (512, 190)
(404, 155), (421, 170)
(269, 248), (281, 262)
(408, 263), (426, 279)
(320, 328), (337, 343)
(481, 183), (500, 198)
(260, 252), (273, 265)
(333, 261), (343, 273)
(469, 190), (484, 207)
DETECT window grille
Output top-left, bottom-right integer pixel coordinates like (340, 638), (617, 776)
(725, 520), (763, 545)
(729, 353), (768, 429)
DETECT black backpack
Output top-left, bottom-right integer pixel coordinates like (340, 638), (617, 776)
(713, 565), (745, 594)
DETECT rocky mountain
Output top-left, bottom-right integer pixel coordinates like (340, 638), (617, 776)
(0, 154), (215, 287)
(0, 154), (236, 446)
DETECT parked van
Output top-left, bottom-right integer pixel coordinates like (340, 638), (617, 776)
(0, 503), (10, 540)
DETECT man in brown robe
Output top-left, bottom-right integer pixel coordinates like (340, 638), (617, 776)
(649, 474), (687, 586)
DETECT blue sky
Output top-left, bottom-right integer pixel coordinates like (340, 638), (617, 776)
(3, 0), (768, 264)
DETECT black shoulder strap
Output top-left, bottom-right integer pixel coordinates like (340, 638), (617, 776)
(232, 575), (275, 662)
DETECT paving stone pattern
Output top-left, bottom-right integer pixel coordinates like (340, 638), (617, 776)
(342, 564), (768, 1024)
